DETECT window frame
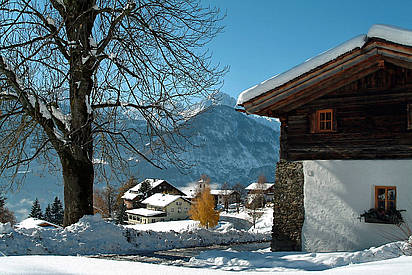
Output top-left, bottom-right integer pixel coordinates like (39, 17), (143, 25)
(374, 186), (396, 211)
(316, 109), (334, 133)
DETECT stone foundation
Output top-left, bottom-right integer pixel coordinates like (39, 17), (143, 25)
(271, 160), (304, 251)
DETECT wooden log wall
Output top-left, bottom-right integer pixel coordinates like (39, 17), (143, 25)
(282, 66), (412, 160)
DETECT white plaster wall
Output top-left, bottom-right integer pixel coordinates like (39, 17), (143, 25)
(302, 160), (412, 252)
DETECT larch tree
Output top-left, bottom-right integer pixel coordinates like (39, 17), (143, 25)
(189, 185), (219, 229)
(0, 0), (225, 226)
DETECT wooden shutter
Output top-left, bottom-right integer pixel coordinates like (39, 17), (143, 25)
(407, 104), (412, 130)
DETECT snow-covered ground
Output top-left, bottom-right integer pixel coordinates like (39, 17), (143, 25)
(0, 214), (270, 256)
(0, 246), (411, 274)
(1, 208), (411, 274)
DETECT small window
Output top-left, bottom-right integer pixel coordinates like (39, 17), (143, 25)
(375, 186), (396, 210)
(171, 207), (174, 212)
(311, 109), (336, 133)
(317, 109), (333, 132)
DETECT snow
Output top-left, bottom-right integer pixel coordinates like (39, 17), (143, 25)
(1, 212), (412, 274)
(82, 55), (90, 65)
(187, 242), (412, 271)
(129, 179), (166, 192)
(16, 218), (60, 229)
(126, 219), (199, 232)
(0, 245), (411, 274)
(237, 24), (412, 106)
(46, 16), (55, 26)
(245, 182), (274, 190)
(0, 215), (270, 256)
(85, 95), (92, 114)
(368, 24), (412, 47)
(210, 190), (236, 196)
(0, 223), (12, 234)
(237, 35), (366, 105)
(120, 191), (138, 200)
(126, 208), (165, 217)
(142, 193), (183, 207)
(248, 207), (273, 234)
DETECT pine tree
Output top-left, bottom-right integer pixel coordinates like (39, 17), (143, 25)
(51, 197), (64, 226)
(0, 195), (16, 225)
(29, 198), (43, 219)
(44, 204), (53, 223)
(189, 185), (220, 229)
(138, 180), (152, 200)
(115, 203), (127, 225)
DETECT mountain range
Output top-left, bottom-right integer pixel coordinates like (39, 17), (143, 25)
(2, 93), (280, 221)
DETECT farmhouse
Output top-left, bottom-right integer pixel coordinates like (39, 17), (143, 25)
(121, 178), (185, 209)
(237, 25), (412, 252)
(126, 193), (191, 224)
(245, 182), (275, 202)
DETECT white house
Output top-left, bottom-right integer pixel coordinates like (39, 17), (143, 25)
(126, 193), (191, 224)
(245, 182), (275, 202)
(237, 24), (412, 252)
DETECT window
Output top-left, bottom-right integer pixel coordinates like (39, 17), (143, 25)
(407, 104), (412, 130)
(310, 109), (336, 133)
(178, 207), (182, 213)
(171, 207), (174, 212)
(375, 186), (396, 210)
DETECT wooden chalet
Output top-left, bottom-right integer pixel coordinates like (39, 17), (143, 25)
(237, 25), (412, 252)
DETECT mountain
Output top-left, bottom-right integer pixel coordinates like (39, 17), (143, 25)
(2, 93), (280, 221)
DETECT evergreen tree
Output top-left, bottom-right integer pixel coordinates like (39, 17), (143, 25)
(189, 185), (220, 229)
(138, 180), (152, 200)
(29, 198), (43, 219)
(44, 204), (53, 223)
(51, 197), (64, 226)
(115, 203), (127, 225)
(0, 195), (16, 225)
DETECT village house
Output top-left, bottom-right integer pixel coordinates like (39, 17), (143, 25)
(121, 178), (185, 209)
(126, 193), (191, 224)
(245, 182), (275, 203)
(210, 189), (239, 208)
(237, 24), (412, 252)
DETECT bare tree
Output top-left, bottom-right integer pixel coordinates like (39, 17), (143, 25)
(221, 181), (230, 212)
(0, 0), (226, 226)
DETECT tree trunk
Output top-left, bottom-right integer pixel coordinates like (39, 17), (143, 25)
(61, 152), (94, 226)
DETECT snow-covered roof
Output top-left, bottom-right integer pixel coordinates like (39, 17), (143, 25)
(237, 24), (412, 106)
(210, 189), (236, 196)
(126, 208), (166, 217)
(128, 179), (166, 192)
(16, 218), (60, 229)
(121, 192), (139, 200)
(142, 193), (184, 207)
(122, 178), (170, 200)
(245, 183), (274, 191)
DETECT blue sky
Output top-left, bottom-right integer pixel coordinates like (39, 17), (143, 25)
(206, 0), (412, 100)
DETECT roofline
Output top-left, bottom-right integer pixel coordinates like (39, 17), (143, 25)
(241, 39), (412, 116)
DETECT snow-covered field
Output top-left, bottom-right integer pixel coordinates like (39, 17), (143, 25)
(1, 208), (411, 274)
(1, 245), (411, 274)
